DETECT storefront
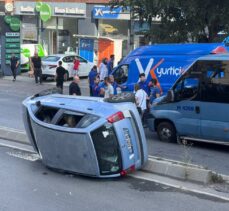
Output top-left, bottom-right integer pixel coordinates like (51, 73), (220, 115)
(14, 1), (86, 55)
(92, 6), (130, 65)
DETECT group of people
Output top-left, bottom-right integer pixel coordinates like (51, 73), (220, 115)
(135, 73), (162, 121)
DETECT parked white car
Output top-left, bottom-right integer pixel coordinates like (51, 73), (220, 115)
(41, 54), (94, 80)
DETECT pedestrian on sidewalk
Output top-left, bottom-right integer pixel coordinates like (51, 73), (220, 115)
(107, 54), (115, 75)
(31, 52), (42, 85)
(99, 58), (108, 81)
(10, 53), (19, 82)
(88, 65), (98, 96)
(55, 61), (66, 94)
(69, 75), (81, 96)
(73, 57), (80, 76)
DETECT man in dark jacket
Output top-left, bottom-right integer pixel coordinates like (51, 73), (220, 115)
(10, 53), (19, 81)
(31, 52), (42, 84)
(55, 61), (66, 93)
(69, 76), (81, 96)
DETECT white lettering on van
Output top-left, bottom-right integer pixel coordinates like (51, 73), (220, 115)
(156, 67), (182, 78)
(135, 58), (154, 80)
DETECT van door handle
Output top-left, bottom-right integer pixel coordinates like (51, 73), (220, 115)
(195, 106), (200, 114)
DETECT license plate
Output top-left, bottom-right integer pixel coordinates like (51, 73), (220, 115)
(123, 128), (133, 154)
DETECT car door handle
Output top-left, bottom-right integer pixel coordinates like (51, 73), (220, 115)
(195, 106), (200, 114)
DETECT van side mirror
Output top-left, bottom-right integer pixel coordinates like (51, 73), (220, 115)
(166, 90), (174, 102)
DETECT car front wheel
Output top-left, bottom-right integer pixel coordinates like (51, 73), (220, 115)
(157, 122), (176, 143)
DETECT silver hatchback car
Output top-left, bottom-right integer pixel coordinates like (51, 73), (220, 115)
(22, 90), (148, 178)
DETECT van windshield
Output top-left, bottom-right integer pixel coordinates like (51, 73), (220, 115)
(91, 123), (122, 175)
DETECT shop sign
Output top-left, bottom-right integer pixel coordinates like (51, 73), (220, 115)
(54, 7), (85, 16)
(6, 49), (21, 54)
(5, 32), (20, 37)
(39, 3), (52, 22)
(5, 43), (20, 48)
(6, 38), (20, 43)
(20, 6), (34, 13)
(93, 6), (130, 20)
(4, 16), (20, 32)
(5, 3), (14, 13)
(15, 2), (86, 18)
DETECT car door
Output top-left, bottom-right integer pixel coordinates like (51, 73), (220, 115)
(28, 105), (99, 176)
(172, 71), (201, 138)
(200, 60), (229, 142)
(62, 56), (74, 77)
(77, 56), (89, 77)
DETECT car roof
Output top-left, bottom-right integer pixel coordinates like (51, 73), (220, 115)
(197, 53), (229, 61)
(44, 54), (77, 57)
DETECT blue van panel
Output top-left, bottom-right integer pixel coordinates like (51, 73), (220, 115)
(115, 43), (229, 94)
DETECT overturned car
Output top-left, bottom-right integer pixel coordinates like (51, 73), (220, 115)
(22, 89), (148, 178)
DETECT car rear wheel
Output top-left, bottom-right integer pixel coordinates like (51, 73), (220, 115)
(104, 92), (135, 103)
(157, 122), (176, 143)
(42, 75), (47, 81)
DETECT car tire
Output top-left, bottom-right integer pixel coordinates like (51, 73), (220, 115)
(64, 71), (69, 81)
(42, 75), (47, 81)
(157, 122), (176, 143)
(104, 92), (135, 103)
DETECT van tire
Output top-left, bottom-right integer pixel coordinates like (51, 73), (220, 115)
(105, 92), (135, 103)
(157, 122), (176, 143)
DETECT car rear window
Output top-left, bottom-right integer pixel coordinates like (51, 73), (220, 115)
(42, 56), (60, 62)
(91, 123), (122, 175)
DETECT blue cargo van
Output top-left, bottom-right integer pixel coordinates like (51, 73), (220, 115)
(147, 54), (229, 144)
(112, 43), (228, 94)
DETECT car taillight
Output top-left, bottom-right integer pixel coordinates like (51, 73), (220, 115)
(107, 111), (124, 123)
(120, 165), (136, 176)
(211, 46), (228, 54)
(49, 65), (57, 69)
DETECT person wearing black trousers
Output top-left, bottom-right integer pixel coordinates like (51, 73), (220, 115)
(55, 61), (66, 93)
(10, 53), (19, 81)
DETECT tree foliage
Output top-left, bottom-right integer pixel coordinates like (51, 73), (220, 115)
(110, 0), (229, 43)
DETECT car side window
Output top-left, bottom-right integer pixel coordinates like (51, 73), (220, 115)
(77, 56), (87, 63)
(63, 56), (74, 63)
(35, 106), (59, 124)
(56, 111), (84, 128)
(201, 60), (229, 103)
(113, 65), (128, 84)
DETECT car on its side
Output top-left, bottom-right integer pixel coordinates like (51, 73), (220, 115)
(42, 54), (94, 80)
(22, 90), (148, 178)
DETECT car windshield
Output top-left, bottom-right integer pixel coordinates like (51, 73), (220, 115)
(42, 56), (60, 62)
(91, 123), (122, 175)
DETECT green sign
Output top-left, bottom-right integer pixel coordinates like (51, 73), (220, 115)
(6, 54), (20, 59)
(10, 17), (21, 32)
(40, 3), (52, 22)
(21, 48), (31, 58)
(4, 16), (20, 32)
(4, 16), (11, 24)
(5, 43), (20, 48)
(6, 38), (20, 43)
(5, 32), (20, 37)
(35, 2), (43, 12)
(6, 49), (21, 54)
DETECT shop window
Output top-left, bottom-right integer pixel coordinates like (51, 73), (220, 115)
(113, 65), (129, 84)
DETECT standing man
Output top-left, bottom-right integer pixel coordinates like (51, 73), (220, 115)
(103, 77), (114, 99)
(88, 65), (98, 96)
(69, 75), (81, 96)
(31, 52), (42, 85)
(134, 84), (148, 118)
(10, 53), (19, 81)
(73, 57), (80, 76)
(55, 61), (66, 94)
(138, 73), (150, 96)
(92, 77), (101, 97)
(99, 58), (108, 81)
(107, 54), (114, 75)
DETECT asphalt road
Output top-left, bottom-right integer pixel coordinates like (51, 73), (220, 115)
(0, 76), (229, 176)
(0, 145), (228, 211)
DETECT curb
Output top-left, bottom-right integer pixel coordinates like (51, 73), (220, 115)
(143, 156), (227, 184)
(0, 126), (229, 184)
(0, 126), (29, 145)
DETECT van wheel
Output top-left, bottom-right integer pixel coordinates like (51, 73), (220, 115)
(157, 122), (176, 143)
(104, 92), (135, 103)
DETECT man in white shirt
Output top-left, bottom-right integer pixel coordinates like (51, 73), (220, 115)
(99, 58), (108, 81)
(134, 84), (147, 116)
(103, 77), (114, 99)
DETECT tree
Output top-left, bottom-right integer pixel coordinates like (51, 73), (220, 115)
(110, 0), (229, 43)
